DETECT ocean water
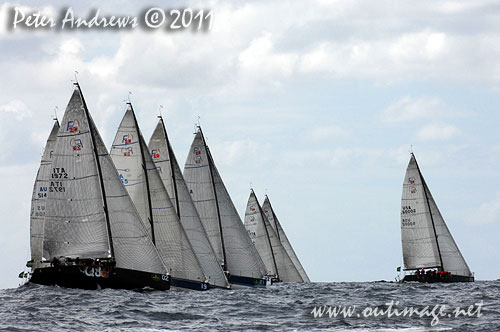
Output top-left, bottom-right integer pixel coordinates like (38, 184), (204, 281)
(0, 280), (498, 331)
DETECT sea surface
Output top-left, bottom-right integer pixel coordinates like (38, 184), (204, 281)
(0, 280), (499, 331)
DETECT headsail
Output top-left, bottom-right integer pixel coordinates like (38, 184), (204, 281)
(110, 106), (205, 282)
(401, 154), (472, 277)
(43, 85), (167, 274)
(262, 195), (310, 282)
(245, 190), (303, 282)
(184, 128), (267, 279)
(148, 117), (229, 288)
(30, 119), (59, 268)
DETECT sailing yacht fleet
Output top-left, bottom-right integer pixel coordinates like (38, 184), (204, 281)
(27, 83), (309, 290)
(27, 83), (475, 288)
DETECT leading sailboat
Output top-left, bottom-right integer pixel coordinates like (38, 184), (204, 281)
(400, 153), (474, 282)
(30, 83), (170, 290)
(184, 127), (268, 287)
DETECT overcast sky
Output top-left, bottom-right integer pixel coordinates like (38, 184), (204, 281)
(1, 0), (500, 289)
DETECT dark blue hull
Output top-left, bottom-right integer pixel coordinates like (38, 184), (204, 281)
(228, 274), (267, 287)
(403, 274), (474, 283)
(170, 277), (209, 291)
(30, 266), (170, 290)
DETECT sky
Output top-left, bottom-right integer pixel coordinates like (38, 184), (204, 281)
(1, 0), (500, 289)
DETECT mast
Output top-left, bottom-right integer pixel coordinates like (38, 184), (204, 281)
(160, 117), (181, 217)
(413, 153), (444, 270)
(129, 103), (156, 245)
(199, 127), (227, 271)
(76, 83), (114, 258)
(256, 192), (278, 278)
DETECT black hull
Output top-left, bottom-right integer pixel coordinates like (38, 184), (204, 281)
(170, 277), (209, 291)
(30, 266), (170, 290)
(228, 274), (267, 287)
(402, 274), (474, 283)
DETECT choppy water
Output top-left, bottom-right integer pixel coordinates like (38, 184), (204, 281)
(0, 280), (499, 331)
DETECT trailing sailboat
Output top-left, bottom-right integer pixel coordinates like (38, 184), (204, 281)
(148, 116), (230, 289)
(110, 105), (208, 290)
(183, 127), (268, 287)
(400, 153), (474, 283)
(244, 189), (303, 282)
(262, 195), (310, 282)
(31, 83), (170, 290)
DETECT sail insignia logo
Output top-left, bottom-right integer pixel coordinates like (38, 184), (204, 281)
(119, 174), (129, 185)
(250, 216), (255, 222)
(409, 186), (417, 194)
(70, 138), (83, 151)
(408, 177), (415, 184)
(193, 146), (202, 163)
(152, 149), (160, 159)
(66, 119), (79, 133)
(250, 205), (256, 212)
(121, 147), (133, 156)
(122, 133), (133, 144)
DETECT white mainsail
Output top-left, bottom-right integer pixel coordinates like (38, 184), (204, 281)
(184, 128), (267, 279)
(43, 85), (167, 274)
(148, 117), (229, 288)
(262, 195), (310, 282)
(401, 154), (472, 277)
(245, 190), (303, 282)
(110, 106), (205, 282)
(30, 120), (59, 268)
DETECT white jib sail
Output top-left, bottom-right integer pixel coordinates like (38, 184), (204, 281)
(30, 120), (59, 268)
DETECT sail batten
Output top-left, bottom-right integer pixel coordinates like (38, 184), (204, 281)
(400, 154), (472, 277)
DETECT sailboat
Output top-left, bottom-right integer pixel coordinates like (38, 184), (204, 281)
(29, 118), (59, 273)
(110, 104), (208, 290)
(262, 195), (310, 282)
(183, 126), (268, 287)
(30, 83), (170, 290)
(148, 116), (230, 289)
(244, 189), (304, 282)
(400, 153), (474, 283)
